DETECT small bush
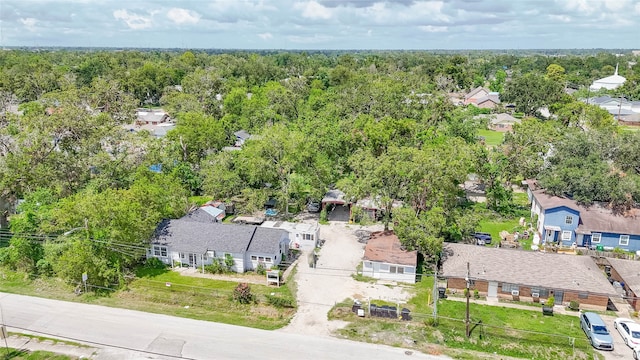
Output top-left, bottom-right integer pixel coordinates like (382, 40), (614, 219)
(265, 294), (295, 308)
(233, 283), (255, 304)
(145, 257), (166, 269)
(568, 300), (580, 311)
(473, 289), (479, 299)
(256, 263), (266, 275)
(205, 259), (226, 274)
(546, 296), (555, 307)
(319, 208), (328, 223)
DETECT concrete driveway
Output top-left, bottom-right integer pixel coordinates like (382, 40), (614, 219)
(280, 222), (413, 337)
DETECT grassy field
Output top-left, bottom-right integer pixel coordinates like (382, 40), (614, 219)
(477, 129), (505, 146)
(0, 266), (296, 330)
(331, 277), (602, 360)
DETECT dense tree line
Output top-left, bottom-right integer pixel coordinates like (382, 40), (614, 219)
(0, 49), (639, 287)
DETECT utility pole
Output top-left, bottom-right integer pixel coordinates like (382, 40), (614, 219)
(465, 262), (471, 338)
(432, 263), (438, 320)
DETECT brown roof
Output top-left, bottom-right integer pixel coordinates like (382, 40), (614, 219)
(442, 243), (616, 295)
(363, 231), (417, 267)
(532, 190), (640, 235)
(607, 258), (640, 296)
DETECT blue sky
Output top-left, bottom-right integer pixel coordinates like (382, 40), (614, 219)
(2, 0), (640, 49)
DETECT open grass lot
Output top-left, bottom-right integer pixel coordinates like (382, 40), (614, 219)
(0, 266), (295, 330)
(477, 129), (505, 146)
(330, 278), (602, 360)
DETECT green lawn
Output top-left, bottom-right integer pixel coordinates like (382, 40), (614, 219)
(0, 266), (295, 330)
(3, 349), (73, 360)
(477, 129), (505, 146)
(331, 276), (601, 360)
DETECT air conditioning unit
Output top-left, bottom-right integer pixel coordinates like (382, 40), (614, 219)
(511, 290), (520, 296)
(531, 293), (540, 298)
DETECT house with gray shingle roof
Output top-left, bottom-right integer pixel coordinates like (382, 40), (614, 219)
(442, 243), (617, 310)
(528, 187), (640, 251)
(149, 213), (288, 273)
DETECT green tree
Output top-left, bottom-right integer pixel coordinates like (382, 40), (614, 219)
(393, 206), (446, 260)
(502, 73), (564, 116)
(166, 112), (227, 163)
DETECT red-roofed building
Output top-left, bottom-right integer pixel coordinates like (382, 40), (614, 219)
(362, 231), (417, 284)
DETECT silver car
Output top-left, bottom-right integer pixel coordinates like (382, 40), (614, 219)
(580, 312), (614, 351)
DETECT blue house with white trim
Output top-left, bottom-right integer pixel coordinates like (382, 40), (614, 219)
(528, 184), (640, 252)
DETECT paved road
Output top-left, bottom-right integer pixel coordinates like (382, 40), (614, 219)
(0, 292), (445, 360)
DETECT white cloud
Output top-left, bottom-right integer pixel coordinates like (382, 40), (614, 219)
(418, 25), (448, 33)
(295, 1), (333, 20)
(20, 18), (37, 31)
(603, 0), (630, 12)
(113, 9), (153, 30)
(167, 8), (201, 25)
(549, 15), (571, 23)
(258, 32), (272, 40)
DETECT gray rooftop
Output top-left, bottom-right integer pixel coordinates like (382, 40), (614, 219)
(152, 217), (286, 255)
(606, 258), (640, 296)
(442, 243), (617, 295)
(249, 227), (287, 254)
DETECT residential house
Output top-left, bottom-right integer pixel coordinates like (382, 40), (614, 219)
(261, 220), (320, 250)
(362, 231), (417, 284)
(136, 108), (170, 125)
(476, 113), (521, 132)
(441, 243), (617, 310)
(526, 183), (640, 251)
(590, 64), (626, 90)
(464, 87), (501, 109)
(149, 214), (289, 273)
(584, 95), (640, 120)
(605, 258), (640, 310)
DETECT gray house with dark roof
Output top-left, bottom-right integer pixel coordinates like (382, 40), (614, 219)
(149, 212), (289, 273)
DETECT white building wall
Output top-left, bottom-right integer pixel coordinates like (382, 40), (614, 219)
(362, 261), (416, 284)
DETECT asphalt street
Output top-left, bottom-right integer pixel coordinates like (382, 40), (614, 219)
(0, 292), (447, 360)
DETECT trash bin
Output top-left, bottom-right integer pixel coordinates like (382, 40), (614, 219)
(438, 287), (447, 299)
(401, 308), (411, 321)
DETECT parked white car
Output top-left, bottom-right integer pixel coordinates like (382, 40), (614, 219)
(614, 318), (640, 348)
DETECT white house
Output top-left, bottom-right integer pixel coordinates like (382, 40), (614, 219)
(590, 64), (626, 90)
(149, 215), (289, 273)
(362, 231), (417, 284)
(261, 220), (320, 250)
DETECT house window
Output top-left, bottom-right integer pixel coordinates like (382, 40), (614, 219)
(251, 255), (257, 261)
(303, 233), (314, 241)
(380, 264), (389, 271)
(390, 266), (397, 273)
(620, 235), (630, 246)
(152, 245), (167, 257)
(364, 261), (372, 268)
(259, 256), (265, 262)
(530, 287), (549, 298)
(561, 231), (572, 241)
(565, 216), (573, 225)
(203, 254), (208, 261)
(579, 292), (589, 299)
(180, 252), (185, 259)
(592, 233), (601, 243)
(265, 257), (272, 263)
(501, 283), (519, 293)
